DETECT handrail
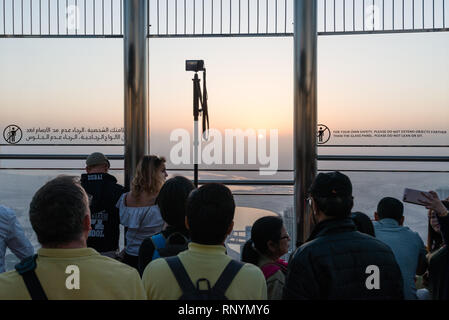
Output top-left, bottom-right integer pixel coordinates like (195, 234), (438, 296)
(0, 168), (448, 174)
(2, 144), (448, 147)
(1, 154), (448, 162)
(319, 155), (449, 162)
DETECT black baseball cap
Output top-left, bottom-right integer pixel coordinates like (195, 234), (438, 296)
(309, 171), (352, 198)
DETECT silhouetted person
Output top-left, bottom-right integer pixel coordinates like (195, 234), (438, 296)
(142, 183), (267, 300)
(351, 211), (375, 237)
(0, 176), (145, 299)
(118, 155), (167, 269)
(373, 197), (427, 300)
(80, 152), (124, 256)
(241, 216), (290, 300)
(6, 127), (18, 143)
(284, 172), (403, 300)
(318, 127), (324, 142)
(138, 176), (195, 275)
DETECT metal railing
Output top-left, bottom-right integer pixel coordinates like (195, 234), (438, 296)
(147, 0), (449, 37)
(1, 153), (448, 195)
(0, 159), (448, 196)
(1, 153), (449, 162)
(1, 0), (447, 37)
(0, 0), (123, 37)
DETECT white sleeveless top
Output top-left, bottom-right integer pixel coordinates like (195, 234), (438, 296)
(116, 193), (164, 256)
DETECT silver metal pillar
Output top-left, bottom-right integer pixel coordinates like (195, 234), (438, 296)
(124, 0), (148, 190)
(293, 0), (318, 245)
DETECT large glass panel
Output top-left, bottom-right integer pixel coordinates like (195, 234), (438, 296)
(0, 38), (124, 168)
(1, 22), (448, 275)
(318, 32), (449, 154)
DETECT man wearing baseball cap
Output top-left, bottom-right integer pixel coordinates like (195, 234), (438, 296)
(80, 152), (124, 256)
(283, 171), (404, 300)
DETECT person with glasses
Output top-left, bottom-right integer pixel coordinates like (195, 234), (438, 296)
(241, 216), (290, 300)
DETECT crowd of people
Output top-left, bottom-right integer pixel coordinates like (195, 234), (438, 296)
(0, 152), (448, 300)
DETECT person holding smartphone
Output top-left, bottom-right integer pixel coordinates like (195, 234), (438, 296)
(421, 191), (449, 245)
(420, 191), (449, 300)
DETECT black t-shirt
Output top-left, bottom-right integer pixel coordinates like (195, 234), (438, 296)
(81, 173), (125, 252)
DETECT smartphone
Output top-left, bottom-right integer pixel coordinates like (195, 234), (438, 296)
(403, 188), (431, 206)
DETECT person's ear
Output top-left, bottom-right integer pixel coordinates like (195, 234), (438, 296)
(267, 240), (278, 254)
(226, 221), (234, 236)
(374, 212), (379, 221)
(84, 213), (91, 232)
(311, 198), (317, 215)
(185, 216), (190, 230)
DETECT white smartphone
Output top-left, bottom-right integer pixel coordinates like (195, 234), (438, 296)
(403, 188), (431, 206)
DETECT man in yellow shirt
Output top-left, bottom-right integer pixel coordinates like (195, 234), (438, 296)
(142, 183), (267, 300)
(0, 175), (146, 300)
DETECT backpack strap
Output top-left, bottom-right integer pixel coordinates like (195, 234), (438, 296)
(212, 260), (244, 296)
(165, 256), (196, 294)
(151, 233), (166, 260)
(15, 255), (48, 300)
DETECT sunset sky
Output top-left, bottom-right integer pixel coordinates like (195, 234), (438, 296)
(1, 32), (448, 141)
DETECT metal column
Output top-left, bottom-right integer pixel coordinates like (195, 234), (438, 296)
(293, 0), (318, 245)
(124, 0), (149, 190)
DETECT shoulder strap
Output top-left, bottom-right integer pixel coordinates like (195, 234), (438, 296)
(165, 256), (196, 294)
(151, 233), (166, 260)
(212, 260), (244, 296)
(15, 255), (48, 300)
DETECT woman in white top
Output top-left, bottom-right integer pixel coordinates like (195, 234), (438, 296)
(117, 155), (168, 269)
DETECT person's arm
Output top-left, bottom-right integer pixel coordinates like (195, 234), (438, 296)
(6, 213), (34, 260)
(138, 237), (156, 277)
(416, 238), (428, 276)
(436, 214), (449, 246)
(420, 191), (449, 245)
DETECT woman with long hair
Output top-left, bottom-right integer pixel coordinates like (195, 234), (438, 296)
(117, 155), (168, 269)
(241, 216), (290, 300)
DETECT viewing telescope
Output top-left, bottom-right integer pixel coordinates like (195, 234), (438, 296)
(186, 60), (209, 187)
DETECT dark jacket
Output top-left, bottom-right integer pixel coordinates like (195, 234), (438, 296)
(428, 246), (448, 300)
(283, 218), (404, 300)
(429, 214), (449, 300)
(81, 173), (125, 252)
(437, 214), (449, 250)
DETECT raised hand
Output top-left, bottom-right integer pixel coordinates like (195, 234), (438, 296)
(419, 191), (448, 217)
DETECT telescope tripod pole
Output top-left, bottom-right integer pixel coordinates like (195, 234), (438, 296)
(193, 72), (200, 188)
